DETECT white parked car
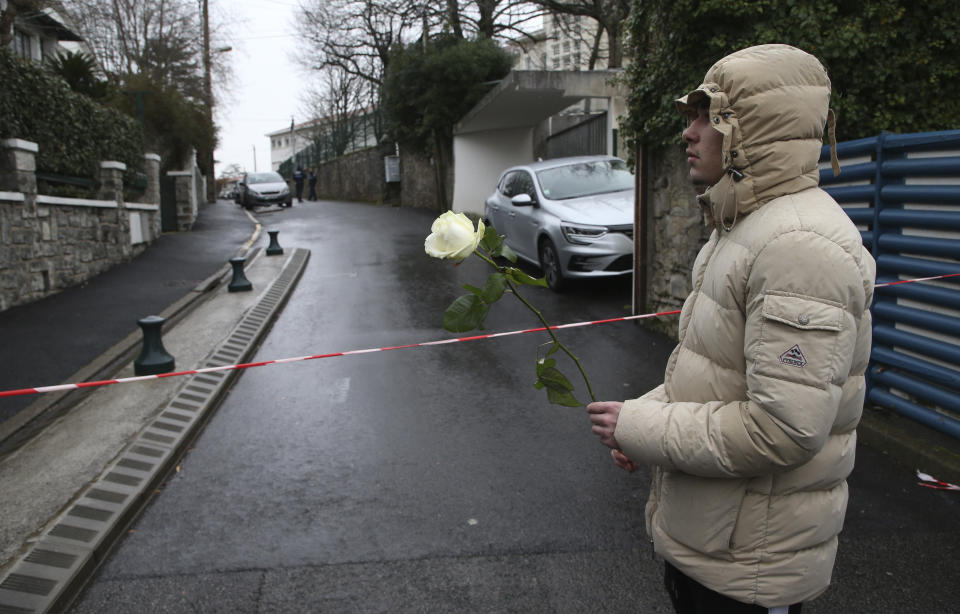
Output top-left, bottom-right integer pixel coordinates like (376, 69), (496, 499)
(483, 155), (634, 291)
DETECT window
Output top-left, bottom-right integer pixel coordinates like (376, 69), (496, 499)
(501, 171), (534, 198)
(14, 29), (31, 60)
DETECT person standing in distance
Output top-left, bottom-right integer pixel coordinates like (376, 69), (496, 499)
(587, 44), (875, 614)
(308, 168), (318, 201)
(293, 166), (305, 205)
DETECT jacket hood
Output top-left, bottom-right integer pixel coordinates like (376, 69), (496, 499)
(676, 44), (837, 230)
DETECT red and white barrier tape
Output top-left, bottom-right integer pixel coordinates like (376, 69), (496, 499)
(917, 470), (960, 491)
(875, 272), (960, 288)
(0, 308), (682, 398)
(1, 272), (957, 399)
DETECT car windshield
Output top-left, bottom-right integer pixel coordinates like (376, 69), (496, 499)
(247, 172), (283, 184)
(535, 159), (633, 200)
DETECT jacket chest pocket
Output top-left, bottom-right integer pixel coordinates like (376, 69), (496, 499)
(752, 292), (846, 389)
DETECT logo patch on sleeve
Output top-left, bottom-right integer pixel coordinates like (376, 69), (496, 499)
(779, 344), (807, 367)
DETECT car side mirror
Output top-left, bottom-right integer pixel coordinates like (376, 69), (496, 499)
(511, 193), (535, 207)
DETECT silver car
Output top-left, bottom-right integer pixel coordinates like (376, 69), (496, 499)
(483, 155), (634, 291)
(236, 171), (292, 209)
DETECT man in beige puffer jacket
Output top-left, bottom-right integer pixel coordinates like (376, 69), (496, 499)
(588, 44), (876, 613)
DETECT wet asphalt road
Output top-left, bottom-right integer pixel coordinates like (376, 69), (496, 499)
(70, 201), (958, 613)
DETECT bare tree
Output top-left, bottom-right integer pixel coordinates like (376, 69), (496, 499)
(56, 0), (230, 99)
(293, 0), (425, 89)
(294, 0), (544, 89)
(457, 0), (544, 40)
(301, 65), (374, 160)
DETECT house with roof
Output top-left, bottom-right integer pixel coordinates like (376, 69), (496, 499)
(1, 1), (83, 63)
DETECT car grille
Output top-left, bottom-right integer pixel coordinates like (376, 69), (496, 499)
(606, 255), (633, 272)
(608, 224), (633, 240)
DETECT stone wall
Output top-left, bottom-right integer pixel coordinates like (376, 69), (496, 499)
(0, 139), (161, 312)
(311, 144), (392, 204)
(308, 142), (452, 212)
(398, 149), (452, 211)
(642, 145), (711, 338)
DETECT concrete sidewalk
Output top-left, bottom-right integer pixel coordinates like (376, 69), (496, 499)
(0, 201), (310, 613)
(0, 246), (310, 613)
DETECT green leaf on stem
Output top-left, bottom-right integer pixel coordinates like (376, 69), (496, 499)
(537, 358), (556, 372)
(535, 365), (581, 407)
(496, 242), (518, 263)
(482, 273), (507, 303)
(547, 387), (582, 407)
(443, 294), (487, 332)
(506, 267), (548, 288)
(462, 283), (483, 297)
(481, 226), (503, 252)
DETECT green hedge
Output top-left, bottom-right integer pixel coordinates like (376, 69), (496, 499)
(623, 0), (960, 148)
(0, 47), (143, 193)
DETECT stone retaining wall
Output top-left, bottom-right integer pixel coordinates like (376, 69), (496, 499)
(642, 145), (712, 339)
(0, 139), (161, 312)
(306, 142), (451, 212)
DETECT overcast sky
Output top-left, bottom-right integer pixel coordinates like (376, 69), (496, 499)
(213, 0), (305, 177)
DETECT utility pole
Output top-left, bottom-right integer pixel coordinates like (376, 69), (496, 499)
(202, 0), (215, 203)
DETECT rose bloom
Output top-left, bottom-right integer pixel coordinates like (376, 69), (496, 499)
(424, 211), (485, 261)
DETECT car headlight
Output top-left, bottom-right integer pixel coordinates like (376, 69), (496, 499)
(280, 186), (290, 195)
(561, 223), (608, 245)
(248, 187), (262, 197)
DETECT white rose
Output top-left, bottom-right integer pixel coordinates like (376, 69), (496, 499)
(424, 211), (485, 261)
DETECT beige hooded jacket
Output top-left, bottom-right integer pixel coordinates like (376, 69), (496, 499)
(614, 45), (876, 606)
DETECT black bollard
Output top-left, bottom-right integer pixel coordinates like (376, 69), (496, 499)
(134, 315), (175, 375)
(266, 230), (283, 256)
(228, 257), (253, 292)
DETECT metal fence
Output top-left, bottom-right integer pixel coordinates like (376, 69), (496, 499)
(545, 112), (607, 159)
(819, 130), (960, 439)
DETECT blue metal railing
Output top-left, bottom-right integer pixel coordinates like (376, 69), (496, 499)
(819, 129), (960, 440)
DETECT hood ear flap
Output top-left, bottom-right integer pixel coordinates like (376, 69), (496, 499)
(827, 108), (841, 177)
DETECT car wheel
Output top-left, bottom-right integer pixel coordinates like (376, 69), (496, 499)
(539, 238), (566, 292)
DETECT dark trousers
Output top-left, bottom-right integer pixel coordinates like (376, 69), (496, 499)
(308, 182), (317, 200)
(295, 181), (304, 202)
(664, 562), (803, 614)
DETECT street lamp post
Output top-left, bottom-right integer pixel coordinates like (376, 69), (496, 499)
(201, 0), (230, 202)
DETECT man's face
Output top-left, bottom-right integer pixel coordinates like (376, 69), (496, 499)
(682, 100), (725, 192)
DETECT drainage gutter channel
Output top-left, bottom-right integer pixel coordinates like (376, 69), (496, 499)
(0, 247), (310, 614)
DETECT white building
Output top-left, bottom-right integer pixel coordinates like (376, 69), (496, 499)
(266, 111), (380, 173)
(508, 13), (611, 72)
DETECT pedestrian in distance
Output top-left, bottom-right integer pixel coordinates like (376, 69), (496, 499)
(308, 168), (317, 201)
(587, 44), (876, 614)
(293, 166), (305, 204)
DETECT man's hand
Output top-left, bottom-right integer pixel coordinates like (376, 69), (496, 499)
(587, 401), (625, 449)
(587, 401), (638, 473)
(611, 449), (638, 473)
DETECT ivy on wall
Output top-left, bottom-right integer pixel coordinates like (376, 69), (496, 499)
(623, 0), (960, 148)
(0, 48), (143, 191)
